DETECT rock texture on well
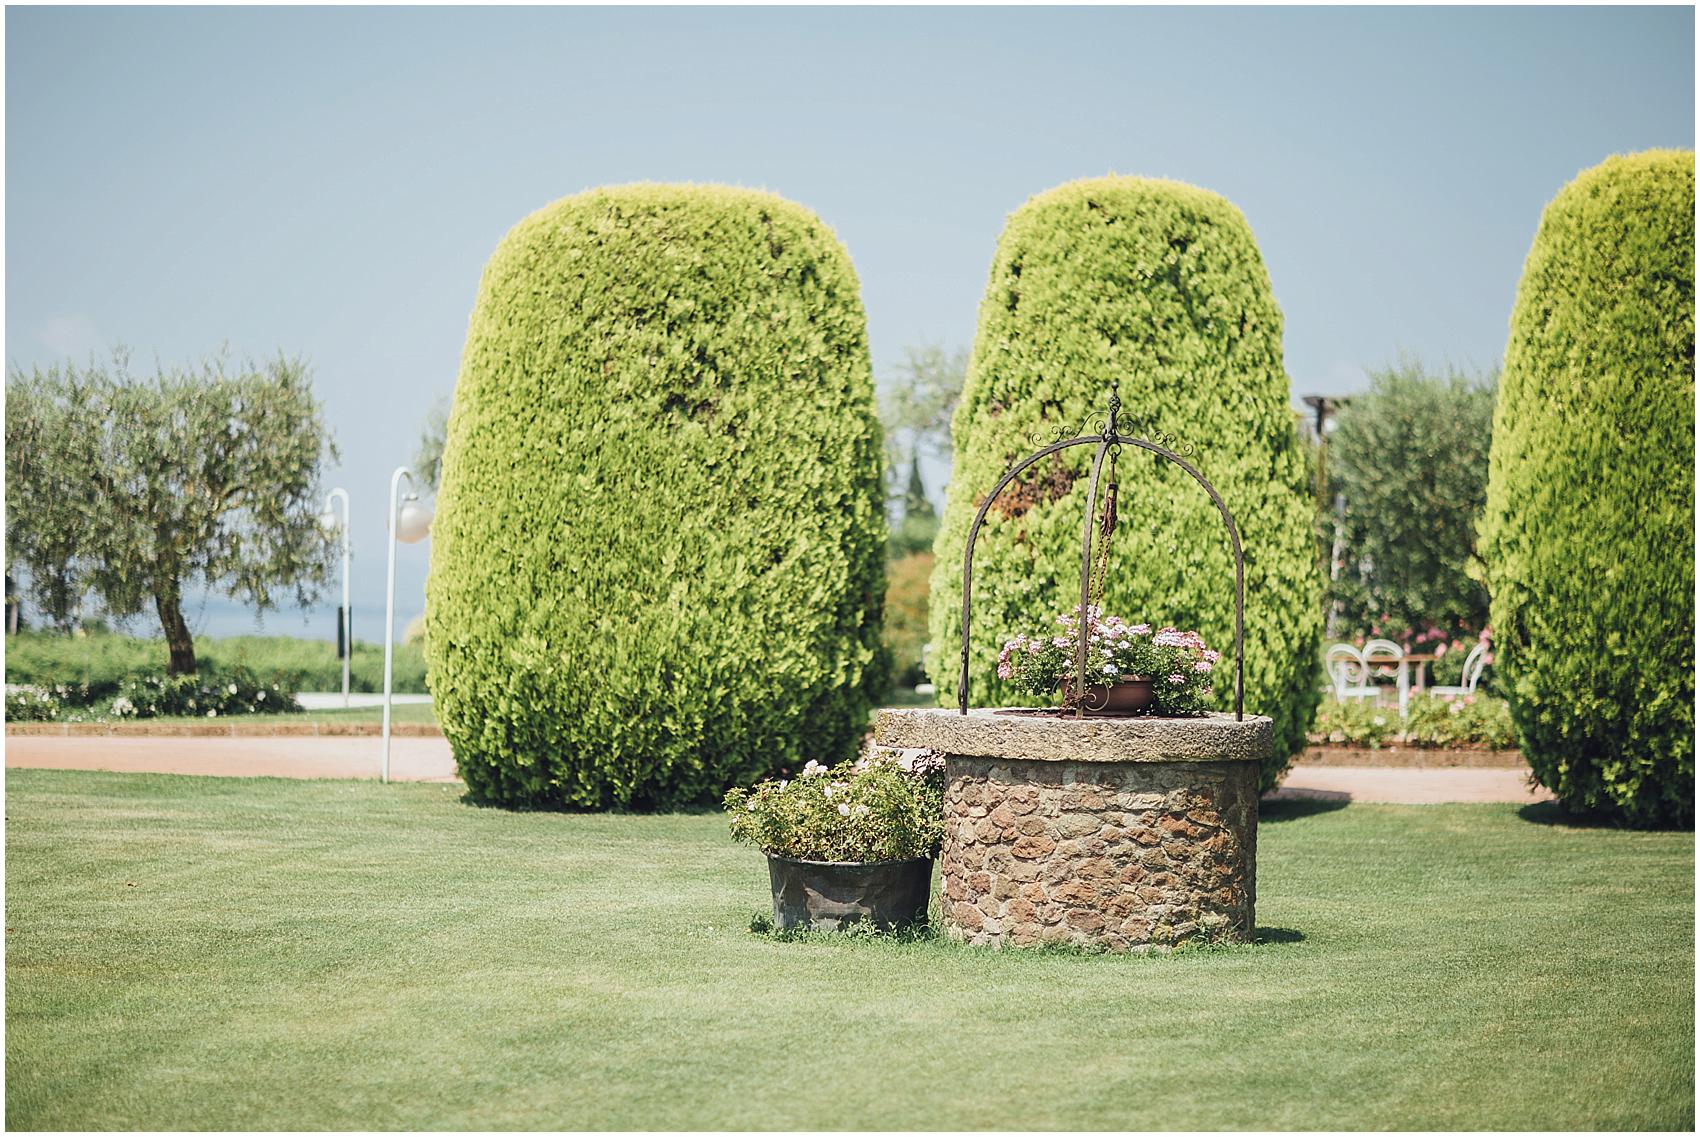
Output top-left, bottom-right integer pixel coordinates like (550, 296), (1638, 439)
(877, 708), (1269, 951)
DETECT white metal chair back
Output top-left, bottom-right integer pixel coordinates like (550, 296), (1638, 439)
(1362, 638), (1404, 664)
(1325, 643), (1373, 702)
(1359, 638), (1410, 714)
(1431, 642), (1489, 698)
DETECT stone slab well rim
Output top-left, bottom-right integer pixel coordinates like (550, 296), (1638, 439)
(875, 707), (1273, 764)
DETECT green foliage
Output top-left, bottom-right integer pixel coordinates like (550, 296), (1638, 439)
(109, 667), (301, 719)
(3, 630), (427, 695)
(724, 751), (945, 862)
(412, 396), (451, 493)
(1326, 359), (1496, 635)
(880, 345), (962, 559)
(887, 455), (940, 558)
(1479, 150), (1695, 827)
(6, 689), (63, 722)
(882, 551), (934, 688)
(4, 352), (337, 674)
(1310, 694), (1515, 750)
(1309, 699), (1401, 749)
(427, 184), (887, 810)
(879, 344), (966, 489)
(929, 177), (1323, 788)
(1403, 693), (1516, 750)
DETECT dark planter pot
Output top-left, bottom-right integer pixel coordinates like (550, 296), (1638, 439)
(765, 854), (933, 932)
(1060, 675), (1155, 715)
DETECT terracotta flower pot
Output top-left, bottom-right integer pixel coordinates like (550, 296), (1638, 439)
(765, 854), (933, 932)
(1060, 675), (1155, 715)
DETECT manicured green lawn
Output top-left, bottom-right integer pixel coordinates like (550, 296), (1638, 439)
(6, 770), (1692, 1130)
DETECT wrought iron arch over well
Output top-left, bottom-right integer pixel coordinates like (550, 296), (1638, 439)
(958, 383), (1246, 720)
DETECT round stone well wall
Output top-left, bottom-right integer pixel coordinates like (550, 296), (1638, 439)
(876, 708), (1272, 951)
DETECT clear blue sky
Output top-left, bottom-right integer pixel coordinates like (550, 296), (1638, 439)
(6, 5), (1693, 645)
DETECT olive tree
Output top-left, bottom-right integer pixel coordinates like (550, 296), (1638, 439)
(5, 352), (337, 674)
(1325, 358), (1497, 636)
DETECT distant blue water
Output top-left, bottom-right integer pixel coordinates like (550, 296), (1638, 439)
(14, 587), (416, 646)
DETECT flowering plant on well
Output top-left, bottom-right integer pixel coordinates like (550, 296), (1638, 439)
(725, 749), (946, 863)
(996, 606), (1219, 715)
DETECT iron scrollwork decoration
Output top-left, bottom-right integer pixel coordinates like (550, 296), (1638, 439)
(958, 382), (1246, 721)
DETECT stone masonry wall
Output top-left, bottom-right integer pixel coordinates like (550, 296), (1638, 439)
(942, 756), (1257, 951)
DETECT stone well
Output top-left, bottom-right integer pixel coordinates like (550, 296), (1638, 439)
(876, 707), (1272, 951)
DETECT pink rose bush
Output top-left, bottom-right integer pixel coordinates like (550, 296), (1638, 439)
(996, 606), (1217, 715)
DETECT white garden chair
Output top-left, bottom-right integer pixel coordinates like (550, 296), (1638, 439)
(1325, 644), (1376, 703)
(1429, 642), (1489, 699)
(1361, 638), (1410, 716)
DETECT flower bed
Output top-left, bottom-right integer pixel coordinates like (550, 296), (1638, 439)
(1310, 692), (1516, 750)
(5, 666), (302, 723)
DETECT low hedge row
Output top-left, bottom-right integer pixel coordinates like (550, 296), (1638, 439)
(6, 665), (302, 722)
(1311, 693), (1516, 750)
(4, 631), (427, 695)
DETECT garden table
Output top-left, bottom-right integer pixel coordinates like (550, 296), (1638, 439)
(1365, 652), (1437, 717)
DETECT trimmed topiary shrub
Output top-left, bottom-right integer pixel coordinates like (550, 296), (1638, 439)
(928, 176), (1323, 789)
(426, 184), (887, 810)
(1479, 150), (1695, 827)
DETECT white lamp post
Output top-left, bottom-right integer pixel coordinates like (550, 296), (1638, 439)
(317, 488), (352, 708)
(383, 466), (433, 784)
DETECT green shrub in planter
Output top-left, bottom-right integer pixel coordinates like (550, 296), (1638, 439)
(427, 184), (887, 810)
(929, 176), (1323, 791)
(1479, 150), (1694, 826)
(725, 752), (945, 863)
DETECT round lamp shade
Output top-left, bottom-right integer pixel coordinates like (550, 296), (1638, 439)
(395, 499), (434, 544)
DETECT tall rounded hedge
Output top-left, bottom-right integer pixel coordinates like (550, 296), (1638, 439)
(1479, 150), (1695, 827)
(928, 177), (1323, 789)
(426, 184), (887, 810)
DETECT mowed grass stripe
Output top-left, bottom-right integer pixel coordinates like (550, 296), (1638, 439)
(5, 769), (1692, 1130)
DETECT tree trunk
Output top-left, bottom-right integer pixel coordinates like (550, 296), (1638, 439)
(155, 584), (197, 675)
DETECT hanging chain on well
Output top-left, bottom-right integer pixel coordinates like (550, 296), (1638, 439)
(1088, 448), (1120, 611)
(1065, 448), (1121, 713)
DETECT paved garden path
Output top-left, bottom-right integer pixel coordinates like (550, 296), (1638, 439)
(4, 735), (459, 782)
(1270, 764), (1551, 805)
(4, 735), (1553, 804)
